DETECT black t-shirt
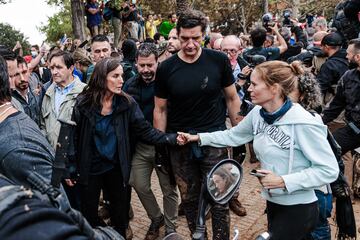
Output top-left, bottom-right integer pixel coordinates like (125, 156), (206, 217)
(155, 48), (235, 132)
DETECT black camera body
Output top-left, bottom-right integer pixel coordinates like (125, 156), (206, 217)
(282, 9), (293, 27)
(262, 13), (275, 32)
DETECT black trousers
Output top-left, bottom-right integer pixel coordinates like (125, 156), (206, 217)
(333, 125), (360, 154)
(169, 145), (230, 240)
(79, 167), (131, 237)
(266, 201), (318, 240)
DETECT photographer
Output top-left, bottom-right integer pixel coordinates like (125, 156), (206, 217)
(316, 32), (348, 102)
(243, 25), (287, 62)
(279, 13), (308, 61)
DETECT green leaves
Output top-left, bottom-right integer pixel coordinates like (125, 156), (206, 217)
(39, 0), (73, 43)
(0, 22), (31, 54)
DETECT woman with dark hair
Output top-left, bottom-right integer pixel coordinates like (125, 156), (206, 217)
(212, 167), (236, 198)
(289, 73), (333, 240)
(178, 61), (339, 240)
(68, 58), (177, 238)
(0, 56), (11, 103)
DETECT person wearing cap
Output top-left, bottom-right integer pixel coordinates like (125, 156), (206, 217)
(323, 38), (360, 197)
(317, 32), (348, 104)
(72, 48), (92, 83)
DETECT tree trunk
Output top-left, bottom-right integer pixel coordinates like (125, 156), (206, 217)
(176, 0), (190, 16)
(71, 0), (86, 41)
(263, 0), (269, 14)
(291, 0), (300, 19)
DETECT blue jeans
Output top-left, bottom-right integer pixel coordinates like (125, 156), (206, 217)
(311, 190), (332, 240)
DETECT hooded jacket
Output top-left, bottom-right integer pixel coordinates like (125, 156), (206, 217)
(199, 104), (339, 206)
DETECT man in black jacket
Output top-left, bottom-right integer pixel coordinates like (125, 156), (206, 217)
(323, 38), (360, 190)
(317, 32), (348, 104)
(123, 43), (178, 239)
(323, 39), (360, 147)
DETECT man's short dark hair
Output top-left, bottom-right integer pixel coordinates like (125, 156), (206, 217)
(91, 34), (110, 45)
(250, 27), (267, 47)
(136, 43), (158, 61)
(49, 51), (74, 69)
(31, 45), (39, 51)
(0, 47), (17, 61)
(176, 9), (208, 34)
(0, 56), (11, 103)
(16, 56), (27, 66)
(349, 38), (360, 53)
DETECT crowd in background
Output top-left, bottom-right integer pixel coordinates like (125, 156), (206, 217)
(1, 0), (360, 239)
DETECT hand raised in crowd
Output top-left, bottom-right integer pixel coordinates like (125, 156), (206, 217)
(13, 41), (22, 51)
(256, 169), (286, 189)
(40, 44), (47, 56)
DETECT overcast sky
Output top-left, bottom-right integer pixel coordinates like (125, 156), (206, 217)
(0, 0), (59, 45)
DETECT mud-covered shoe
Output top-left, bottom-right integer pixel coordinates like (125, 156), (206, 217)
(144, 215), (165, 240)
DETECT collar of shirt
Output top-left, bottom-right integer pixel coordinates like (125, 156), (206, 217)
(15, 89), (29, 103)
(54, 80), (76, 117)
(232, 62), (241, 80)
(55, 80), (76, 95)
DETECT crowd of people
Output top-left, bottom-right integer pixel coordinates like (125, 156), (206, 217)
(1, 0), (360, 239)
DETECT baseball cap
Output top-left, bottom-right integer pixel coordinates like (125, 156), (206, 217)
(321, 32), (343, 46)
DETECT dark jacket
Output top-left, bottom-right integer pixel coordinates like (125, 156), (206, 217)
(122, 74), (155, 123)
(0, 112), (54, 187)
(280, 26), (307, 62)
(287, 46), (326, 66)
(317, 49), (348, 95)
(323, 68), (360, 125)
(11, 89), (41, 126)
(71, 94), (177, 185)
(0, 175), (88, 240)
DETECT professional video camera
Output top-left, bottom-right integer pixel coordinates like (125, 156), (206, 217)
(282, 9), (293, 27)
(262, 13), (275, 32)
(333, 0), (360, 42)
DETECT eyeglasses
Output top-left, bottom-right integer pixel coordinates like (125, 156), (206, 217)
(222, 49), (239, 55)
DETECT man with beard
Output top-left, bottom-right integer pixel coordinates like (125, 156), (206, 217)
(158, 28), (181, 62)
(123, 43), (178, 240)
(323, 38), (360, 194)
(11, 56), (41, 125)
(0, 47), (24, 112)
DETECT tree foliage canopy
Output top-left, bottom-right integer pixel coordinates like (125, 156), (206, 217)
(39, 0), (73, 43)
(0, 22), (30, 54)
(39, 0), (341, 43)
